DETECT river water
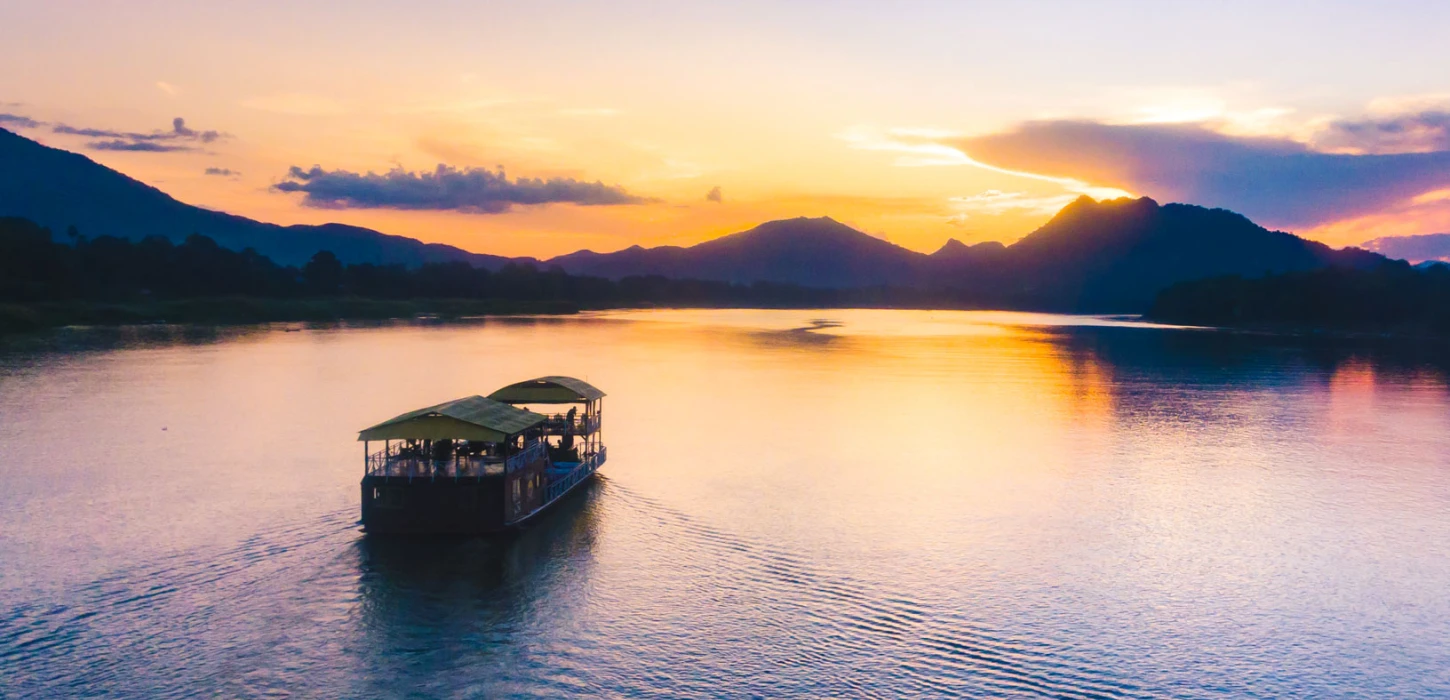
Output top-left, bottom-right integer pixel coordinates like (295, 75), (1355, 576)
(2, 309), (1448, 698)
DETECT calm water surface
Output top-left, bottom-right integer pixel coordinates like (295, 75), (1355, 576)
(2, 310), (1449, 697)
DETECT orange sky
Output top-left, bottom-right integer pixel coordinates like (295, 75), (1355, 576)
(3, 1), (1450, 258)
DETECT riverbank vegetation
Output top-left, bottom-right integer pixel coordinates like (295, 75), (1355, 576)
(0, 217), (958, 334)
(1148, 261), (1450, 335)
(0, 298), (580, 334)
(11, 215), (1441, 338)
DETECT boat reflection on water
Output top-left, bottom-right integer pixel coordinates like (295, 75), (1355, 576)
(349, 478), (606, 691)
(356, 475), (605, 593)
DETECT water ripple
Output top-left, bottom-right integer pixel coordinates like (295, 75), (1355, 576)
(606, 482), (1151, 698)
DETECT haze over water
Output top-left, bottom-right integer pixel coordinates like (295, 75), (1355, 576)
(2, 309), (1449, 697)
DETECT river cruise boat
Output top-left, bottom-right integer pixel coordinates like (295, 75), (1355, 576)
(357, 376), (606, 534)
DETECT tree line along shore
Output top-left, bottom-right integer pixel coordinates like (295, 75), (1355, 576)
(5, 215), (1450, 337)
(1147, 262), (1450, 337)
(0, 217), (983, 334)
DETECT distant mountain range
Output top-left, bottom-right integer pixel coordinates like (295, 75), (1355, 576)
(0, 127), (1388, 311)
(546, 199), (1384, 309)
(547, 216), (926, 288)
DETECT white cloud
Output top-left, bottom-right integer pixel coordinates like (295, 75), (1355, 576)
(1049, 84), (1303, 140)
(155, 81), (179, 96)
(836, 125), (971, 166)
(837, 124), (1132, 202)
(948, 190), (1080, 217)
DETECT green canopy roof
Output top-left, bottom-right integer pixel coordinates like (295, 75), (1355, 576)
(488, 376), (605, 404)
(357, 395), (544, 442)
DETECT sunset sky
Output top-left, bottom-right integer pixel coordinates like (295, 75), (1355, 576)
(3, 0), (1450, 258)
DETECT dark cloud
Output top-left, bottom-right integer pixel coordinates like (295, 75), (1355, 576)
(53, 117), (224, 153)
(1314, 110), (1450, 155)
(272, 164), (654, 213)
(706, 185), (723, 203)
(1361, 232), (1450, 262)
(204, 167), (240, 177)
(0, 113), (41, 129)
(957, 120), (1450, 228)
(169, 117), (221, 143)
(53, 124), (129, 138)
(89, 140), (193, 152)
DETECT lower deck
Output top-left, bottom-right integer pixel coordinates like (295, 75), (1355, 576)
(361, 447), (607, 534)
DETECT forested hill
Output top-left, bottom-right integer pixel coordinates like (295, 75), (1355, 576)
(1147, 261), (1450, 335)
(0, 217), (937, 315)
(4, 213), (1436, 338)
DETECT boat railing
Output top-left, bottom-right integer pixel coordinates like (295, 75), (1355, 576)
(543, 446), (608, 503)
(539, 413), (601, 436)
(366, 438), (547, 479)
(365, 440), (407, 464)
(366, 453), (505, 479)
(505, 439), (548, 474)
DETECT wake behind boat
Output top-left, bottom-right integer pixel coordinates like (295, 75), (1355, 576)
(357, 376), (607, 534)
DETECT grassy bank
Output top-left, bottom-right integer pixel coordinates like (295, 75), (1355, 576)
(0, 297), (579, 335)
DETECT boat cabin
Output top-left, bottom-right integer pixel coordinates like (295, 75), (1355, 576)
(358, 377), (606, 534)
(488, 375), (606, 505)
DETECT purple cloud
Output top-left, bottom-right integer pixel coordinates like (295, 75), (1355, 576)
(0, 113), (41, 129)
(52, 117), (224, 153)
(273, 164), (654, 213)
(89, 139), (193, 152)
(1314, 110), (1450, 155)
(957, 120), (1450, 229)
(1361, 232), (1450, 262)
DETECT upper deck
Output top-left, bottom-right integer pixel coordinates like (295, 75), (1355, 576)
(539, 411), (601, 436)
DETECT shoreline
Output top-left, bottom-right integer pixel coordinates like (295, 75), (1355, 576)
(0, 297), (580, 335)
(1141, 314), (1450, 343)
(9, 299), (1446, 344)
(0, 297), (1126, 336)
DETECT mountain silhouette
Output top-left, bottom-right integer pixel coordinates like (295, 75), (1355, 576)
(0, 128), (1389, 311)
(547, 216), (922, 287)
(545, 196), (1385, 310)
(0, 128), (518, 268)
(927, 238), (1008, 269)
(962, 195), (1386, 309)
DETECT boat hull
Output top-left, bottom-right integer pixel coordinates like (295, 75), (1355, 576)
(361, 476), (509, 534)
(360, 468), (601, 534)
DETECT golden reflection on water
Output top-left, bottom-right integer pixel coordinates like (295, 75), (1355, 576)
(587, 310), (1126, 550)
(4, 309), (1450, 697)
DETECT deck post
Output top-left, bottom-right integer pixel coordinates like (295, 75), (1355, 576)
(364, 440), (369, 475)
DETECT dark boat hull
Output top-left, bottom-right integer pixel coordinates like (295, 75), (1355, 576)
(360, 464), (601, 534)
(361, 476), (509, 534)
